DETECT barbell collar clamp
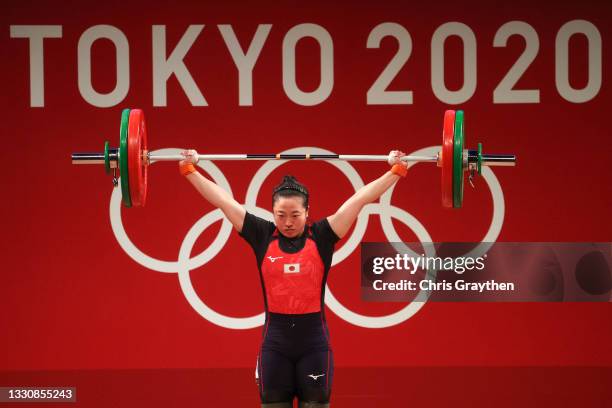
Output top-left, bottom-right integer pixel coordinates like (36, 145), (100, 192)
(467, 150), (516, 167)
(72, 150), (118, 167)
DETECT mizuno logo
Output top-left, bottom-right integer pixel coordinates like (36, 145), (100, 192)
(267, 256), (283, 263)
(308, 374), (325, 380)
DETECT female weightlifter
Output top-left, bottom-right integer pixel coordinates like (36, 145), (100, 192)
(178, 150), (408, 408)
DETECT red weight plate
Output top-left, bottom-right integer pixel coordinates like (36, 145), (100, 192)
(441, 110), (455, 208)
(127, 109), (148, 207)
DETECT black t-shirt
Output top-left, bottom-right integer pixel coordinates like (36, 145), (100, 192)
(239, 212), (340, 312)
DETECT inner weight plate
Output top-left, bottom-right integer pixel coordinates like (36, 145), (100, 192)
(453, 110), (465, 208)
(119, 108), (132, 208)
(104, 141), (110, 175)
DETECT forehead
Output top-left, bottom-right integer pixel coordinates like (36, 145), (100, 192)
(273, 196), (306, 211)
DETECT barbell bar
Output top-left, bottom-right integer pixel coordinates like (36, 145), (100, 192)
(71, 108), (516, 209)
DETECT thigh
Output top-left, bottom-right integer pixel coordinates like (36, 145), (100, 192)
(296, 349), (333, 403)
(258, 349), (296, 403)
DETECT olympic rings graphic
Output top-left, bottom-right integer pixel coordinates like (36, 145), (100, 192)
(110, 146), (505, 329)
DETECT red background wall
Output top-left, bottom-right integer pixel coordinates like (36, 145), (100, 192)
(1, 0), (610, 380)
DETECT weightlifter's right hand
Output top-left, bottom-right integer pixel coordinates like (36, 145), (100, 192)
(179, 149), (199, 176)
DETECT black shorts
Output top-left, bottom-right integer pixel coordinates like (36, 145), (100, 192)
(256, 312), (333, 403)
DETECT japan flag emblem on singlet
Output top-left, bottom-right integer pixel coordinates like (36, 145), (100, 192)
(284, 263), (300, 273)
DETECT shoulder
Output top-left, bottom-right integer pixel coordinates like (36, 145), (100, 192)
(310, 217), (340, 244)
(247, 211), (275, 229)
(240, 211), (276, 238)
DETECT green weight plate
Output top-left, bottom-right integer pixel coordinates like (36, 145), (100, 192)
(104, 141), (110, 175)
(453, 110), (464, 208)
(477, 142), (483, 175)
(119, 108), (132, 208)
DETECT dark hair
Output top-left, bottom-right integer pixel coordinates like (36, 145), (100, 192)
(272, 175), (309, 208)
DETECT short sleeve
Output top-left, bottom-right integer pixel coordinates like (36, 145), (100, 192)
(310, 217), (340, 269)
(239, 212), (276, 262)
(311, 217), (340, 246)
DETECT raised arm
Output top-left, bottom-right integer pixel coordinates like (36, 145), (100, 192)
(327, 151), (408, 239)
(179, 150), (246, 232)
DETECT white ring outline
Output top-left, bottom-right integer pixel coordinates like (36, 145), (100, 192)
(177, 208), (265, 329)
(110, 148), (234, 272)
(109, 146), (505, 329)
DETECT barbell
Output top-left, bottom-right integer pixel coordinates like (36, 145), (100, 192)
(71, 109), (516, 208)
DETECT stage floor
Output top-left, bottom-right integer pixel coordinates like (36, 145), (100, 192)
(1, 367), (610, 407)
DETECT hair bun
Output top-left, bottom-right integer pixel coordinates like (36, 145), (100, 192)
(283, 175), (297, 183)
